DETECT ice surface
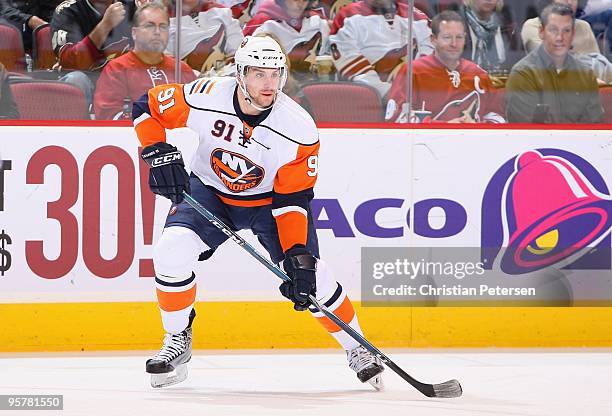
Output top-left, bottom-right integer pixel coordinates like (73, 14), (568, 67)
(1, 350), (611, 416)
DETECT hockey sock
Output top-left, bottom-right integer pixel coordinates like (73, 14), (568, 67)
(309, 282), (363, 350)
(155, 272), (197, 334)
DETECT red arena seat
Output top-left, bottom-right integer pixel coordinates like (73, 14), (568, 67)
(300, 82), (384, 123)
(9, 80), (89, 120)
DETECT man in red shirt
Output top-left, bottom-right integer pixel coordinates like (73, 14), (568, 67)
(385, 10), (504, 123)
(94, 2), (196, 120)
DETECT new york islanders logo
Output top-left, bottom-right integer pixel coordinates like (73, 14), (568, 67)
(482, 149), (612, 275)
(210, 149), (264, 193)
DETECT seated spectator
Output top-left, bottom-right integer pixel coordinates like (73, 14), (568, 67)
(386, 10), (505, 123)
(506, 3), (603, 123)
(0, 0), (61, 51)
(94, 2), (195, 119)
(329, 0), (434, 98)
(244, 0), (329, 85)
(164, 0), (242, 72)
(51, 0), (136, 107)
(459, 0), (522, 73)
(522, 0), (600, 54)
(581, 0), (612, 60)
(0, 62), (19, 118)
(51, 0), (135, 71)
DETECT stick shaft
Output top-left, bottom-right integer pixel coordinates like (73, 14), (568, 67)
(182, 192), (440, 397)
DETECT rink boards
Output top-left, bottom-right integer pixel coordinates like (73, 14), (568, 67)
(0, 123), (611, 351)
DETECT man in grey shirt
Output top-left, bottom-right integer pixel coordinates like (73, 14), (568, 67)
(506, 3), (603, 123)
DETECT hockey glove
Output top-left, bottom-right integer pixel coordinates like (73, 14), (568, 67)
(279, 246), (317, 311)
(141, 142), (190, 204)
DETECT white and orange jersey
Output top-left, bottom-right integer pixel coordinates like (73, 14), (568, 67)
(133, 76), (320, 252)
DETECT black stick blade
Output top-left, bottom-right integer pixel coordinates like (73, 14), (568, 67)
(432, 379), (463, 398)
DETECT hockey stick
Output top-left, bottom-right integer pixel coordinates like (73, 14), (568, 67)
(182, 192), (462, 398)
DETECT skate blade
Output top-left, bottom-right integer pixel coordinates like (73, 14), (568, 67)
(150, 364), (188, 388)
(367, 374), (384, 391)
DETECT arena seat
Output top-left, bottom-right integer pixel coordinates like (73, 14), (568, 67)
(0, 22), (25, 72)
(300, 82), (384, 123)
(32, 24), (56, 70)
(9, 80), (89, 120)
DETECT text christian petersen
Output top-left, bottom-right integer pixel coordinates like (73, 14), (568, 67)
(370, 258), (537, 298)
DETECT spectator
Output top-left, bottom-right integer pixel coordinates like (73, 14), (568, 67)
(522, 0), (600, 54)
(244, 0), (329, 84)
(581, 0), (612, 60)
(386, 10), (505, 123)
(506, 3), (603, 123)
(329, 0), (434, 98)
(51, 0), (135, 71)
(459, 0), (522, 73)
(0, 62), (19, 118)
(0, 0), (61, 51)
(94, 2), (196, 119)
(214, 0), (259, 24)
(164, 0), (242, 72)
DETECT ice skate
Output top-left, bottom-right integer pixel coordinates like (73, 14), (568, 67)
(146, 327), (192, 388)
(347, 345), (385, 391)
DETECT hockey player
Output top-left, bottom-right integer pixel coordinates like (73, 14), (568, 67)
(328, 0), (434, 97)
(243, 0), (330, 83)
(133, 35), (384, 389)
(385, 10), (505, 123)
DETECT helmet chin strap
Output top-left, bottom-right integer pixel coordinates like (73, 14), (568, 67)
(237, 76), (277, 112)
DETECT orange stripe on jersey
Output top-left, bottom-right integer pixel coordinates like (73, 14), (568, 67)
(156, 285), (197, 312)
(274, 141), (319, 195)
(274, 211), (308, 253)
(217, 194), (272, 207)
(134, 83), (191, 147)
(193, 79), (206, 93)
(315, 296), (356, 333)
(205, 81), (217, 94)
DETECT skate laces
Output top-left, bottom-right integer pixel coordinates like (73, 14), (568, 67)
(153, 330), (190, 362)
(347, 346), (378, 372)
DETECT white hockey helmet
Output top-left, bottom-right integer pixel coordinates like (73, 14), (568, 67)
(235, 36), (288, 110)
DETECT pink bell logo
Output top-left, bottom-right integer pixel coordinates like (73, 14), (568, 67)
(482, 149), (612, 275)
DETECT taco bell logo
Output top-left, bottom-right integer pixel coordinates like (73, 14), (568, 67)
(482, 149), (612, 275)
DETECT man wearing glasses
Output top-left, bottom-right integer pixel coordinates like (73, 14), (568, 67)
(94, 2), (196, 119)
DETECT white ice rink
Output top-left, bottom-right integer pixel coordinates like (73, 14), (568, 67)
(1, 350), (611, 416)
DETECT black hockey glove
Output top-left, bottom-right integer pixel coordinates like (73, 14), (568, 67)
(141, 142), (190, 204)
(279, 246), (317, 311)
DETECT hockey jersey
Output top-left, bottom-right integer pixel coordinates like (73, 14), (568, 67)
(215, 0), (260, 24)
(329, 0), (433, 97)
(132, 77), (319, 252)
(51, 0), (134, 70)
(93, 51), (196, 120)
(166, 3), (243, 72)
(243, 0), (330, 76)
(385, 54), (505, 123)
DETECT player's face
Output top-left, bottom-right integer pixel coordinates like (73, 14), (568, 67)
(285, 0), (309, 18)
(433, 21), (466, 64)
(244, 67), (283, 109)
(133, 9), (170, 53)
(539, 13), (575, 61)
